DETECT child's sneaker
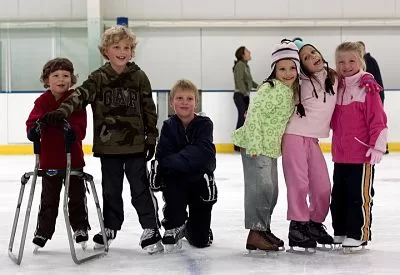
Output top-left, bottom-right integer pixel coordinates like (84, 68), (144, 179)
(140, 228), (163, 254)
(162, 224), (186, 252)
(74, 229), (89, 250)
(33, 235), (48, 248)
(93, 228), (116, 249)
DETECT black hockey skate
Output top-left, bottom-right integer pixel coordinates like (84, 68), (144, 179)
(287, 221), (317, 254)
(93, 228), (116, 249)
(307, 221), (333, 250)
(33, 235), (48, 253)
(264, 229), (285, 251)
(74, 229), (89, 250)
(140, 228), (163, 254)
(162, 224), (186, 253)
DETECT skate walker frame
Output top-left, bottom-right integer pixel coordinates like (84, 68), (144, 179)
(8, 120), (108, 265)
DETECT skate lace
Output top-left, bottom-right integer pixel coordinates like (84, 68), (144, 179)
(104, 228), (115, 239)
(164, 224), (185, 238)
(74, 229), (88, 238)
(35, 235), (47, 241)
(266, 230), (280, 242)
(312, 222), (329, 236)
(141, 228), (156, 241)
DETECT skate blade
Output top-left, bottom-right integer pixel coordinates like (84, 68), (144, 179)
(144, 240), (164, 255)
(286, 246), (316, 254)
(78, 241), (88, 251)
(164, 239), (183, 253)
(316, 244), (334, 251)
(33, 245), (41, 254)
(342, 245), (367, 254)
(93, 239), (112, 250)
(243, 249), (279, 257)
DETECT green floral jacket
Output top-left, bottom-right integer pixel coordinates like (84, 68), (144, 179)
(232, 80), (295, 158)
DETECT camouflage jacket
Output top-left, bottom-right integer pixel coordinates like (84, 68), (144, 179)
(58, 62), (158, 155)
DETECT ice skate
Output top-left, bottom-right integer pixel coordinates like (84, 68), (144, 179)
(264, 229), (285, 251)
(162, 224), (186, 253)
(287, 221), (316, 254)
(342, 237), (367, 253)
(93, 228), (116, 249)
(32, 235), (48, 253)
(140, 228), (163, 254)
(244, 230), (279, 255)
(74, 229), (89, 250)
(333, 235), (346, 249)
(307, 221), (334, 251)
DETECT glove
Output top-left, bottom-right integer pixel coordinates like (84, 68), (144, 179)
(359, 74), (383, 93)
(200, 173), (218, 204)
(27, 126), (41, 142)
(366, 148), (384, 165)
(149, 160), (165, 192)
(145, 142), (155, 161)
(41, 110), (66, 125)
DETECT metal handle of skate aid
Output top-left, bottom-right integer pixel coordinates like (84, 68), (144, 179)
(62, 120), (108, 264)
(8, 120), (108, 265)
(8, 121), (41, 264)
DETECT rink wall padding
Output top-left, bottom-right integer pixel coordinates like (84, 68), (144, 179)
(1, 143), (400, 155)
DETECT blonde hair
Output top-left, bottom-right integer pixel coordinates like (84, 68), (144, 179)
(335, 41), (366, 71)
(98, 25), (137, 60)
(169, 79), (200, 104)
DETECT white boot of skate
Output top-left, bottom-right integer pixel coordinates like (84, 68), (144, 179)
(342, 237), (367, 253)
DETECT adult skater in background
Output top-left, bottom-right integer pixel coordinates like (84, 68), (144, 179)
(331, 42), (387, 250)
(41, 25), (162, 254)
(26, 58), (90, 250)
(232, 41), (300, 252)
(150, 79), (217, 252)
(232, 46), (259, 151)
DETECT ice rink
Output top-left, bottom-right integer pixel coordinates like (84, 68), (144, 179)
(0, 153), (399, 274)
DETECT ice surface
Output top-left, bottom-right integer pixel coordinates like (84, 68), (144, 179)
(0, 153), (399, 274)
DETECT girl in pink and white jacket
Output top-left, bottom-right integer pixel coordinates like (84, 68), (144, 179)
(282, 39), (337, 250)
(330, 42), (387, 249)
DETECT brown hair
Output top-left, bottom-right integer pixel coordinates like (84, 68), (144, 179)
(169, 79), (200, 104)
(40, 57), (77, 88)
(99, 25), (136, 60)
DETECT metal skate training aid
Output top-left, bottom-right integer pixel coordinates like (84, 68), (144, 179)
(8, 120), (108, 265)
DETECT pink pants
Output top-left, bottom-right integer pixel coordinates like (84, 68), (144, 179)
(282, 134), (331, 223)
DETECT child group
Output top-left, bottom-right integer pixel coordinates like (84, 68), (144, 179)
(27, 25), (216, 254)
(232, 38), (387, 252)
(26, 23), (386, 254)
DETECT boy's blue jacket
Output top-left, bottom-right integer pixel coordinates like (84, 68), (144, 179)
(155, 114), (216, 180)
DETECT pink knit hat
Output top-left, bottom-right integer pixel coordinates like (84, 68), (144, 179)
(271, 41), (300, 74)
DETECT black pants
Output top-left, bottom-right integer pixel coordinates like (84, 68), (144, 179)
(35, 173), (89, 239)
(330, 163), (375, 241)
(100, 156), (160, 230)
(162, 176), (215, 248)
(233, 92), (250, 130)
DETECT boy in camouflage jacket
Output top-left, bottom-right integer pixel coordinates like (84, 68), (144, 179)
(42, 25), (162, 254)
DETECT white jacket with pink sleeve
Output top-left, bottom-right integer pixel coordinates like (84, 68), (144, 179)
(331, 71), (388, 164)
(285, 69), (338, 138)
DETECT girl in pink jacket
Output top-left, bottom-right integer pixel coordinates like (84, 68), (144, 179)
(282, 39), (337, 251)
(330, 42), (387, 250)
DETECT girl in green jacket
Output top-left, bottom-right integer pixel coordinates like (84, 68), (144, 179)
(232, 41), (300, 252)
